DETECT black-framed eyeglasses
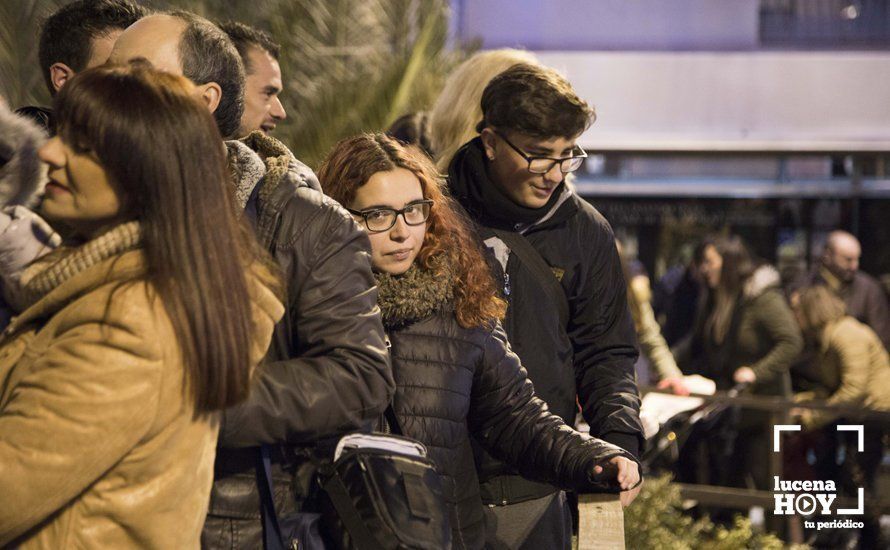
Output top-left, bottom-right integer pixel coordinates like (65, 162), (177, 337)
(494, 131), (587, 174)
(346, 199), (433, 233)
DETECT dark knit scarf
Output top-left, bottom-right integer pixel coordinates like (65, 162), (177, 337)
(447, 137), (565, 228)
(374, 256), (455, 330)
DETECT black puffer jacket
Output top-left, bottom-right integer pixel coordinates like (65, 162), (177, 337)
(203, 133), (394, 549)
(378, 259), (635, 550)
(448, 139), (643, 505)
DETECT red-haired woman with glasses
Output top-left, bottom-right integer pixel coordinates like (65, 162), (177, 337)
(319, 133), (639, 549)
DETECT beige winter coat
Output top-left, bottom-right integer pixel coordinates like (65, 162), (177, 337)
(629, 275), (683, 380)
(0, 222), (283, 548)
(809, 316), (890, 426)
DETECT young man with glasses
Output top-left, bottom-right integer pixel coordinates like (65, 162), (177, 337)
(447, 63), (643, 549)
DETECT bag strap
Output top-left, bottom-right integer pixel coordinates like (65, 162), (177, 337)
(320, 464), (385, 550)
(256, 445), (287, 550)
(490, 228), (570, 328)
(384, 406), (402, 436)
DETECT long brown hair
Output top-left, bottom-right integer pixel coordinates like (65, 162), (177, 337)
(704, 235), (757, 344)
(54, 62), (280, 414)
(319, 133), (506, 329)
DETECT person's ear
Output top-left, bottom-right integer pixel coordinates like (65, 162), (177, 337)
(49, 63), (75, 93)
(196, 82), (222, 113)
(479, 127), (498, 161)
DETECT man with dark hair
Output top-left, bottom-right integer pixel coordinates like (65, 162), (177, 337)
(447, 63), (643, 548)
(17, 0), (146, 132)
(111, 12), (244, 138)
(39, 0), (146, 96)
(220, 21), (287, 137)
(109, 13), (394, 549)
(798, 230), (890, 349)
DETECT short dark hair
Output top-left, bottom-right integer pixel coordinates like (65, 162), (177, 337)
(38, 0), (147, 96)
(218, 21), (280, 74)
(478, 63), (595, 140)
(171, 11), (245, 139)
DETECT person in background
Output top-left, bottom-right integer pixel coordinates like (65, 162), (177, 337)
(653, 239), (709, 347)
(616, 240), (688, 395)
(797, 230), (890, 350)
(673, 235), (803, 490)
(17, 0), (147, 133)
(109, 13), (394, 548)
(791, 285), (889, 549)
(0, 90), (60, 331)
(429, 48), (539, 172)
(0, 62), (283, 549)
(386, 111), (433, 157)
(447, 63), (643, 549)
(321, 133), (640, 550)
(220, 21), (287, 138)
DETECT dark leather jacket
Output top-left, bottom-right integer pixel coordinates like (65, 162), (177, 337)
(376, 260), (635, 549)
(203, 134), (394, 548)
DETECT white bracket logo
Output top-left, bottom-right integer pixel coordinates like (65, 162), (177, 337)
(773, 424), (865, 515)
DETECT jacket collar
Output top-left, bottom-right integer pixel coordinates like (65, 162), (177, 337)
(234, 131), (321, 249)
(375, 256), (455, 329)
(742, 264), (781, 300)
(9, 222), (144, 334)
(225, 140), (265, 210)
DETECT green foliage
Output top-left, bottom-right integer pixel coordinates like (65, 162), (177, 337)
(0, 0), (460, 167)
(624, 474), (808, 549)
(0, 0), (67, 108)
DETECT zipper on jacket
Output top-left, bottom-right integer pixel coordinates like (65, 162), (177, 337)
(503, 273), (511, 297)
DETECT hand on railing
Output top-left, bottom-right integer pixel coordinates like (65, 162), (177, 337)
(593, 455), (642, 507)
(732, 366), (756, 385)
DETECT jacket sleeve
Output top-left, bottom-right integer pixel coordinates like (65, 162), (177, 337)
(862, 278), (890, 350)
(0, 306), (163, 544)
(570, 213), (644, 458)
(219, 200), (394, 447)
(631, 276), (683, 380)
(468, 324), (637, 493)
(748, 290), (804, 384)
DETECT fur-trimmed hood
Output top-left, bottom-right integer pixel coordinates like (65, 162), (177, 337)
(0, 103), (46, 207)
(743, 264), (782, 300)
(239, 131), (320, 198)
(225, 132), (322, 211)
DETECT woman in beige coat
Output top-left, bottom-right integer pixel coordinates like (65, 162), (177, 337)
(793, 285), (890, 425)
(0, 63), (283, 548)
(793, 284), (889, 548)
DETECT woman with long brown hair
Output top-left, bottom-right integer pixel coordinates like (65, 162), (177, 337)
(0, 63), (283, 548)
(674, 235), (802, 492)
(320, 133), (639, 549)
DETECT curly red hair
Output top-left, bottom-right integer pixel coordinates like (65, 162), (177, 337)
(319, 133), (506, 328)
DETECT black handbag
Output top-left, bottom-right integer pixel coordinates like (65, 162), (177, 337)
(318, 409), (452, 549)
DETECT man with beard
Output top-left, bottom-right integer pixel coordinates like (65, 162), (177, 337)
(220, 21), (287, 137)
(800, 230), (889, 349)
